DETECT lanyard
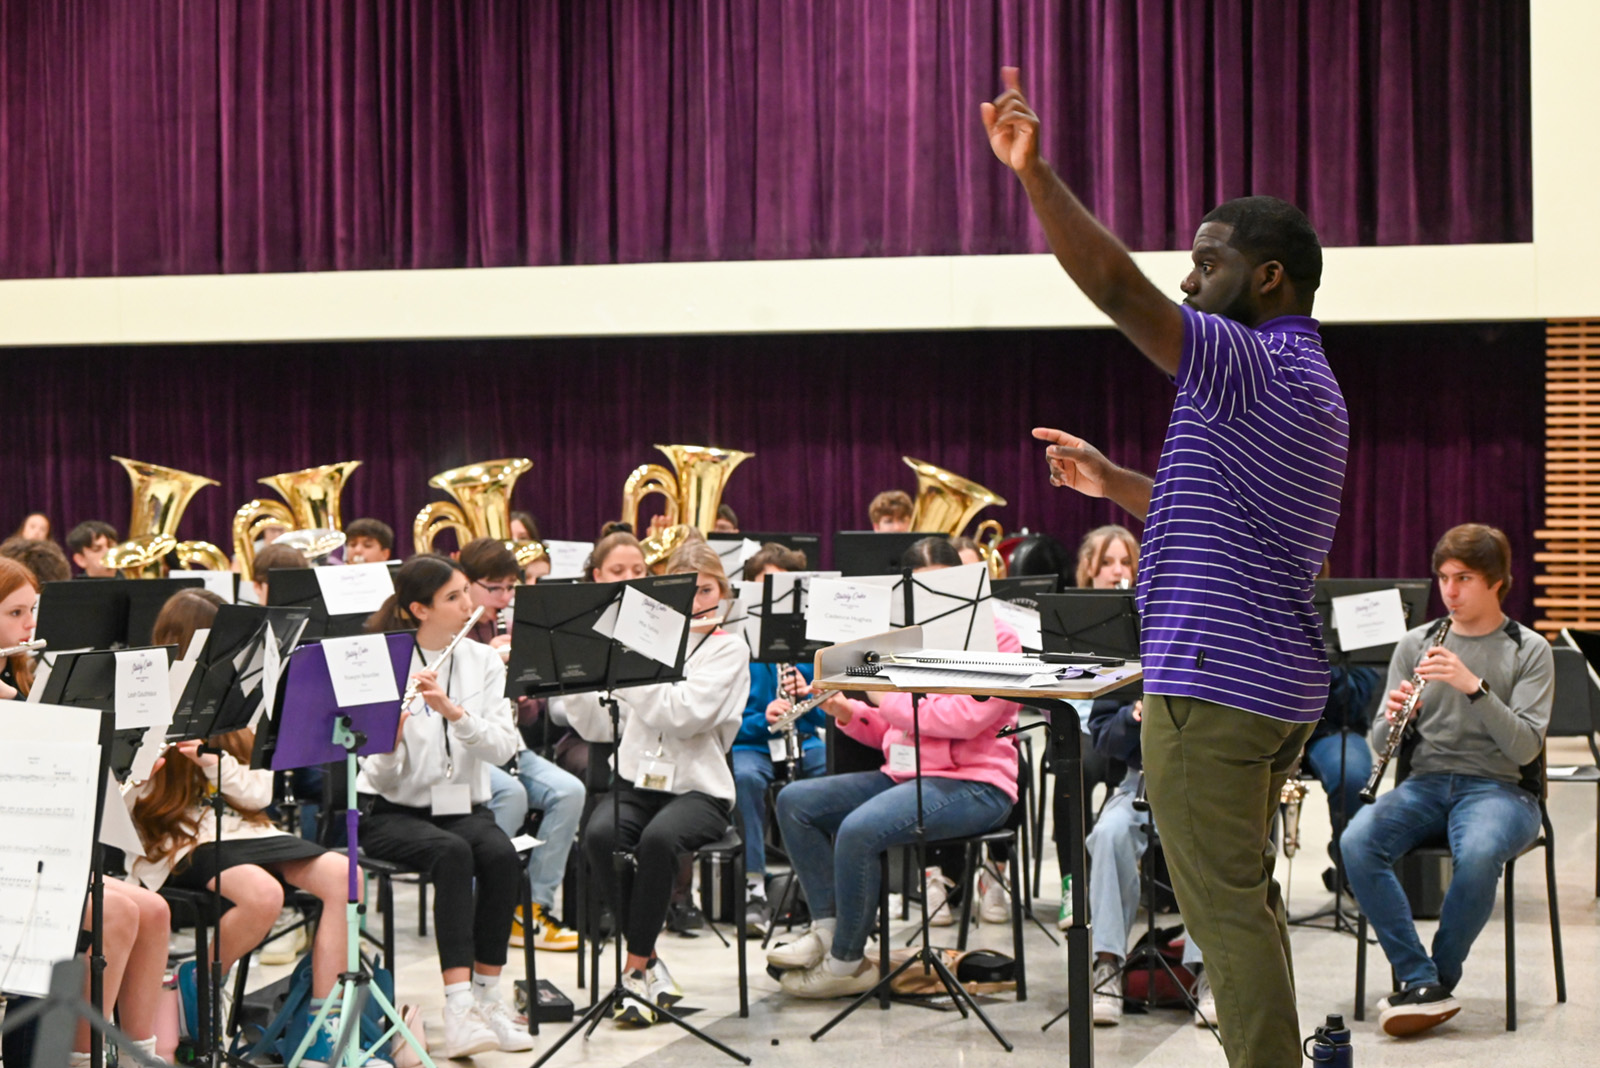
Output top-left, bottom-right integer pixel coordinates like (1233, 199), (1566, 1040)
(415, 644), (459, 778)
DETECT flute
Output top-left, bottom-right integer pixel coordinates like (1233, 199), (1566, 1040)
(768, 687), (844, 734)
(0, 639), (46, 657)
(402, 606), (485, 711)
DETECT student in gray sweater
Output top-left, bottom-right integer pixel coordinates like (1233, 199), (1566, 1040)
(1341, 524), (1553, 1039)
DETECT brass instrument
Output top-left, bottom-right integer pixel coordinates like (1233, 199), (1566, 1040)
(402, 607), (485, 712)
(1279, 778), (1307, 858)
(233, 461), (363, 577)
(1361, 616), (1453, 803)
(0, 639), (45, 657)
(903, 456), (1009, 579)
(621, 445), (753, 565)
(103, 457), (231, 578)
(413, 458), (547, 568)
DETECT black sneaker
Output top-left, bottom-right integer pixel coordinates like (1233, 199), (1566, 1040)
(665, 901), (705, 935)
(1378, 983), (1460, 1036)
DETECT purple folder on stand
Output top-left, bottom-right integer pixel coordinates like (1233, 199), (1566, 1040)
(267, 632), (412, 771)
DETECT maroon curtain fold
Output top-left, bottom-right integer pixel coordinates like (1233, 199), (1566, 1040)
(0, 0), (1531, 279)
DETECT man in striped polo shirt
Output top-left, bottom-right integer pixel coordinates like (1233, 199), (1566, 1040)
(985, 68), (1348, 1067)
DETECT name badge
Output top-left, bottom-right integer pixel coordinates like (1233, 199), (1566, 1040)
(888, 743), (916, 774)
(430, 783), (472, 816)
(768, 735), (790, 762)
(636, 756), (678, 793)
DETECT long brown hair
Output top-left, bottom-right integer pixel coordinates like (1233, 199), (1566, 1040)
(151, 588), (226, 658)
(0, 557), (40, 695)
(366, 554), (464, 632)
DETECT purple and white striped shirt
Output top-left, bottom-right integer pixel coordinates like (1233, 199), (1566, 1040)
(1136, 305), (1349, 723)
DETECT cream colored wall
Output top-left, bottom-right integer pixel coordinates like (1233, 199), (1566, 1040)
(0, 0), (1586, 347)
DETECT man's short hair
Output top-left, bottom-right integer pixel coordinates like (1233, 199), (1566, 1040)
(251, 543), (310, 584)
(1200, 196), (1323, 294)
(66, 520), (119, 555)
(868, 490), (914, 524)
(345, 518), (395, 551)
(0, 537), (71, 584)
(1431, 524), (1513, 602)
(742, 543), (808, 581)
(459, 537), (521, 583)
(716, 503), (739, 528)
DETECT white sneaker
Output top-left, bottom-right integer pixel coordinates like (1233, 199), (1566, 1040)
(1091, 959), (1123, 1026)
(477, 996), (535, 1052)
(923, 867), (955, 927)
(778, 958), (877, 999)
(1192, 969), (1216, 1027)
(766, 927), (829, 970)
(646, 957), (683, 1008)
(977, 868), (1010, 924)
(259, 906), (309, 965)
(614, 969), (656, 1028)
(440, 999), (498, 1059)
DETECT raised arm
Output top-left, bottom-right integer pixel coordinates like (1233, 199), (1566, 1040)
(983, 66), (1184, 376)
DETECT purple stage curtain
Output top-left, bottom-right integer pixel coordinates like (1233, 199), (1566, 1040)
(0, 1), (1530, 279)
(1, 321), (1544, 624)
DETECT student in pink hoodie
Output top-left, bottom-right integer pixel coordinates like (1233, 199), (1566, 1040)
(766, 536), (1021, 998)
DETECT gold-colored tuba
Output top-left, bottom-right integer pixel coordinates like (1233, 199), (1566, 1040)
(413, 458), (547, 567)
(103, 457), (231, 578)
(903, 456), (1009, 578)
(232, 461), (362, 578)
(621, 444), (753, 565)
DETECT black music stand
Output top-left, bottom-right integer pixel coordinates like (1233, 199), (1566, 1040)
(992, 575), (1060, 604)
(1038, 590), (1142, 663)
(36, 576), (205, 651)
(709, 531), (822, 569)
(507, 574), (750, 1068)
(831, 532), (925, 577)
(268, 567), (395, 641)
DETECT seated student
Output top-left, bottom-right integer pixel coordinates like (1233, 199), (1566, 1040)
(1304, 663), (1381, 890)
(457, 538), (584, 953)
(1084, 698), (1210, 1027)
(127, 588), (368, 1064)
(357, 555), (530, 1057)
(1341, 524), (1553, 1038)
(731, 543), (823, 934)
(550, 543), (748, 1027)
(12, 511), (50, 541)
(507, 513), (554, 584)
(343, 518), (394, 565)
(768, 537), (1020, 998)
(867, 490), (913, 533)
(66, 520), (120, 577)
(241, 541), (309, 606)
(713, 504), (739, 534)
(0, 535), (70, 584)
(0, 558), (174, 1068)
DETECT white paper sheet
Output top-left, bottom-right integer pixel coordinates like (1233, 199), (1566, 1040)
(806, 579), (893, 643)
(880, 665), (1060, 689)
(99, 770), (146, 859)
(314, 562), (396, 616)
(253, 623), (282, 729)
(179, 570), (235, 603)
(114, 649), (171, 730)
(183, 628), (211, 664)
(992, 599), (1043, 651)
(612, 585), (688, 667)
(543, 540), (594, 581)
(904, 562), (998, 653)
(322, 634), (401, 708)
(1330, 588), (1406, 652)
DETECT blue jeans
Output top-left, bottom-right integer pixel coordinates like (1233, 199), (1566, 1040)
(1340, 773), (1540, 989)
(732, 745), (827, 877)
(776, 770), (1012, 961)
(1085, 772), (1202, 966)
(1302, 730), (1372, 838)
(486, 752), (587, 911)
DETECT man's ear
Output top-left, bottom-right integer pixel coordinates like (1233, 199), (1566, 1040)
(1256, 259), (1286, 296)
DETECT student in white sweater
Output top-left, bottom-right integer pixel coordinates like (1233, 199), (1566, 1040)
(552, 542), (749, 1028)
(356, 554), (530, 1058)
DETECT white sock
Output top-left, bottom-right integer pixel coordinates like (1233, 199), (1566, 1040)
(471, 970), (500, 1003)
(746, 876), (766, 899)
(133, 1036), (159, 1057)
(811, 917), (836, 935)
(823, 954), (861, 976)
(445, 980), (474, 1014)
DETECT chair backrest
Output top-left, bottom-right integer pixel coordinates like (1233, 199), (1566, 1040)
(1548, 644), (1598, 739)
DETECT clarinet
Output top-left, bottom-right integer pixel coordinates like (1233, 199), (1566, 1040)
(774, 662), (802, 780)
(1360, 616), (1452, 803)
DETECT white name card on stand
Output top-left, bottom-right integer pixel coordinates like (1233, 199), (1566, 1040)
(181, 570), (236, 603)
(543, 541), (594, 581)
(114, 649), (171, 730)
(992, 598), (1044, 652)
(322, 634), (401, 707)
(1330, 588), (1406, 652)
(314, 563), (396, 616)
(806, 579), (892, 643)
(613, 585), (688, 667)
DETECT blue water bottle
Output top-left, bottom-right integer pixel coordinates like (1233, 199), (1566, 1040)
(1305, 1013), (1353, 1067)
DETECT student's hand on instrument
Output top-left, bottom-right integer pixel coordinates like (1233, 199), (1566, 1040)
(1414, 645), (1479, 694)
(765, 699), (790, 724)
(820, 693), (852, 724)
(780, 667), (811, 699)
(1385, 681), (1413, 723)
(980, 66), (1040, 176)
(488, 634), (512, 651)
(410, 669), (463, 720)
(646, 514), (673, 539)
(175, 739), (217, 769)
(1032, 428), (1112, 498)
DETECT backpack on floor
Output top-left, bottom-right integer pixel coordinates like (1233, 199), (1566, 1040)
(243, 949), (396, 1062)
(1120, 924), (1196, 1007)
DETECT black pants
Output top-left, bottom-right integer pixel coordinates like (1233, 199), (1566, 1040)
(361, 801), (518, 972)
(582, 788), (728, 959)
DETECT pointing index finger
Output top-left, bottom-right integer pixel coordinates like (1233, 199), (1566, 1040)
(1001, 66), (1021, 93)
(1031, 427), (1083, 448)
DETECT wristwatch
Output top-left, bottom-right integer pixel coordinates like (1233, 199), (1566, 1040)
(1468, 677), (1491, 702)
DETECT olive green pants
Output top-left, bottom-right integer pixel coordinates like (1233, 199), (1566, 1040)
(1141, 695), (1316, 1068)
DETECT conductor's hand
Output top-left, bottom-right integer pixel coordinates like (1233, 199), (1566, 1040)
(175, 739), (217, 770)
(409, 668), (463, 721)
(1414, 645), (1480, 695)
(1033, 428), (1113, 498)
(1384, 681), (1414, 724)
(980, 66), (1040, 176)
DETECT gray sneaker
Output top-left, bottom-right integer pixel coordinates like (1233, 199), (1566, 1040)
(1091, 959), (1123, 1026)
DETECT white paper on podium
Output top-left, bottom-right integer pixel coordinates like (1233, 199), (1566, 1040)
(543, 540), (594, 581)
(613, 585), (688, 667)
(0, 704), (102, 998)
(315, 563), (396, 616)
(114, 649), (171, 730)
(180, 570), (235, 603)
(903, 562), (998, 653)
(322, 634), (401, 707)
(992, 599), (1043, 651)
(806, 579), (893, 643)
(1330, 588), (1406, 652)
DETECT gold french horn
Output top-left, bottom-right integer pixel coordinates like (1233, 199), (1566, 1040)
(103, 457), (231, 578)
(621, 444), (753, 565)
(232, 461), (362, 577)
(904, 456), (1010, 579)
(413, 458), (547, 567)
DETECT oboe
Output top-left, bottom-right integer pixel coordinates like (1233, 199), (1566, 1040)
(401, 606), (485, 711)
(1360, 616), (1452, 803)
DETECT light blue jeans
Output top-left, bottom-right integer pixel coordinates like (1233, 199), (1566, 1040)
(1085, 771), (1202, 966)
(486, 751), (587, 911)
(1340, 772), (1540, 989)
(732, 744), (827, 877)
(775, 770), (1012, 961)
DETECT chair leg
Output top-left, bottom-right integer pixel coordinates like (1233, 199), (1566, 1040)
(1353, 912), (1367, 1022)
(1505, 856), (1517, 1031)
(418, 880), (428, 937)
(379, 874), (395, 980)
(956, 841), (978, 952)
(733, 851), (749, 1018)
(522, 874), (538, 1036)
(1010, 841), (1027, 1002)
(877, 852), (891, 1010)
(1545, 838), (1566, 1003)
(193, 918), (213, 1055)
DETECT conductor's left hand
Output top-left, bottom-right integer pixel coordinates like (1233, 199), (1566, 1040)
(981, 66), (1040, 176)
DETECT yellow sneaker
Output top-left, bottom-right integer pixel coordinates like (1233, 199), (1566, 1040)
(528, 903), (579, 952)
(509, 915), (527, 949)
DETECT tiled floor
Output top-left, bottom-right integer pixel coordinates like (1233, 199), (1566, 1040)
(253, 734), (1597, 1068)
